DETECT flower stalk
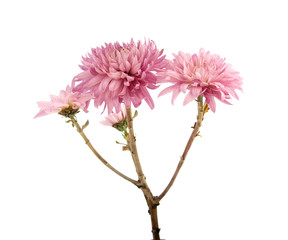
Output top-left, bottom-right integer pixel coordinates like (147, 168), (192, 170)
(126, 107), (161, 240)
(156, 95), (206, 203)
(125, 108), (145, 181)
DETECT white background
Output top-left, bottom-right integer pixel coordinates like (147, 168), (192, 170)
(0, 0), (287, 239)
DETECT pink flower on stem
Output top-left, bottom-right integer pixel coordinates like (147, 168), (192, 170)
(72, 39), (166, 114)
(158, 49), (242, 112)
(34, 85), (93, 118)
(101, 104), (129, 143)
(101, 104), (127, 127)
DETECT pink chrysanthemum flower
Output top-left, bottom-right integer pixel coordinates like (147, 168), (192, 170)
(158, 49), (242, 112)
(101, 104), (126, 127)
(72, 39), (166, 114)
(34, 85), (93, 118)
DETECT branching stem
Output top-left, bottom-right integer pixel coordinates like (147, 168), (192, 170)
(70, 116), (141, 188)
(69, 98), (207, 240)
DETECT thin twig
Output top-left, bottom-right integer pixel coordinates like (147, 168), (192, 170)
(155, 96), (205, 203)
(70, 116), (141, 188)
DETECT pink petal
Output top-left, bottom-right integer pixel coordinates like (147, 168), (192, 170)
(109, 79), (122, 91)
(158, 85), (175, 97)
(99, 76), (112, 91)
(205, 95), (216, 112)
(141, 87), (154, 109)
(171, 87), (181, 104)
(184, 87), (202, 105)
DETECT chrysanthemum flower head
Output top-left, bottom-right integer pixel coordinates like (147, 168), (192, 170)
(101, 104), (127, 131)
(158, 49), (242, 112)
(101, 104), (129, 145)
(34, 85), (93, 118)
(72, 39), (166, 114)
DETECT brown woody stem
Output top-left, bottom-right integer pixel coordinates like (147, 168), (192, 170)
(70, 116), (141, 188)
(149, 203), (160, 240)
(126, 107), (161, 240)
(156, 95), (205, 203)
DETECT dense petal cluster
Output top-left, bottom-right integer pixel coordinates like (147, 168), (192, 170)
(34, 86), (93, 118)
(101, 104), (126, 127)
(72, 39), (166, 113)
(158, 49), (242, 112)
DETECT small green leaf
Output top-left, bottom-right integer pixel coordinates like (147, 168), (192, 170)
(116, 141), (125, 145)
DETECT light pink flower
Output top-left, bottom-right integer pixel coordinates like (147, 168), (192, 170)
(158, 49), (242, 112)
(101, 104), (127, 127)
(72, 39), (166, 114)
(34, 85), (93, 118)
